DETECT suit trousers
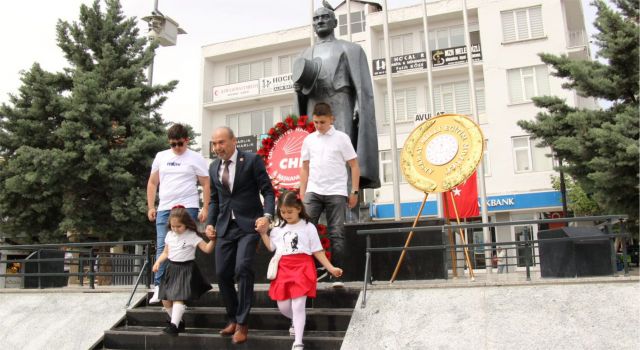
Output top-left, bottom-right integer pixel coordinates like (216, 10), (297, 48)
(215, 220), (260, 325)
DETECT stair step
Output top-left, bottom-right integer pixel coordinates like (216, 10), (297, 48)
(103, 327), (343, 350)
(144, 287), (360, 309)
(126, 307), (353, 331)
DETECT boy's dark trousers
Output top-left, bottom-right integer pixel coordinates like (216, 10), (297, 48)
(303, 192), (347, 270)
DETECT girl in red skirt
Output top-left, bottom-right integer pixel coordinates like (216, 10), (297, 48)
(257, 191), (343, 350)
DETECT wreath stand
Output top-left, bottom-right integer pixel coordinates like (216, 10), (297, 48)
(389, 192), (476, 283)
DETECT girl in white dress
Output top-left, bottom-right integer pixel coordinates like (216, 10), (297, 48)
(152, 206), (216, 335)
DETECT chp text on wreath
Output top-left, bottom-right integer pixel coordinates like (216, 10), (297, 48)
(257, 114), (315, 194)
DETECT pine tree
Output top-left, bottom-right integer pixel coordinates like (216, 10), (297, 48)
(517, 0), (639, 230)
(0, 0), (176, 242)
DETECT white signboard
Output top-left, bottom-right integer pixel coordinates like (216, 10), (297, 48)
(260, 73), (293, 94)
(212, 80), (260, 102)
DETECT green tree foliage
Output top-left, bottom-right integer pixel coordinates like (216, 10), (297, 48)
(0, 0), (177, 242)
(550, 175), (602, 217)
(518, 0), (639, 228)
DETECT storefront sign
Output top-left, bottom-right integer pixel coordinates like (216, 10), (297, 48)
(236, 135), (257, 153)
(212, 80), (260, 102)
(260, 73), (293, 94)
(210, 135), (256, 159)
(371, 191), (562, 219)
(431, 44), (482, 68)
(414, 111), (445, 124)
(372, 52), (428, 76)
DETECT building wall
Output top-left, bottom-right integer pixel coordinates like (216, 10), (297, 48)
(200, 0), (590, 233)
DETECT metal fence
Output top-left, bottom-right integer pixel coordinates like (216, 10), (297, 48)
(0, 241), (153, 307)
(357, 215), (630, 308)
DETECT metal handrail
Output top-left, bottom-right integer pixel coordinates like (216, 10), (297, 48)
(356, 215), (627, 236)
(0, 240), (153, 307)
(358, 215), (629, 308)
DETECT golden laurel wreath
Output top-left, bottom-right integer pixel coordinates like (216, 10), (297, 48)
(401, 114), (484, 193)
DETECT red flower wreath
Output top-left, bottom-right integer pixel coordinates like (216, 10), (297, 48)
(257, 114), (315, 195)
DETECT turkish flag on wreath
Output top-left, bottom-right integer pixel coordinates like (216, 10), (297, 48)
(443, 171), (479, 219)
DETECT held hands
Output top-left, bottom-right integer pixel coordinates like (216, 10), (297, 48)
(329, 266), (343, 278)
(255, 217), (270, 234)
(205, 225), (217, 241)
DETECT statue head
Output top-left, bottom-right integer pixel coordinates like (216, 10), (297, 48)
(312, 7), (337, 38)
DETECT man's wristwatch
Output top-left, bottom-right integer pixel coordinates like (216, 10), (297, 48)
(263, 213), (273, 223)
(351, 190), (359, 195)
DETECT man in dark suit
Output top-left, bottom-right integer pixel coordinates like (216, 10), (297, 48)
(206, 126), (275, 344)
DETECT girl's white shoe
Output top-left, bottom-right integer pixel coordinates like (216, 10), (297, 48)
(149, 285), (160, 304)
(291, 343), (304, 350)
(289, 323), (295, 336)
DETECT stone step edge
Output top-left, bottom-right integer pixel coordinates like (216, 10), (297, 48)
(128, 307), (354, 316)
(104, 328), (345, 341)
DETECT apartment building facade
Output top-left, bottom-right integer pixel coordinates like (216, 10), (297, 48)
(200, 0), (593, 267)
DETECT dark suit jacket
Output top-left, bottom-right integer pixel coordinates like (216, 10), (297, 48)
(206, 150), (275, 237)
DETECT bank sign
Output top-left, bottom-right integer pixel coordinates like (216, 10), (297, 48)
(371, 191), (562, 219)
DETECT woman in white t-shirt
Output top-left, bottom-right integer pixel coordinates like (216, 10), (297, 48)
(257, 191), (343, 350)
(152, 206), (216, 336)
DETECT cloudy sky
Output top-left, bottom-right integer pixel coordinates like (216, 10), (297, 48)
(0, 0), (603, 145)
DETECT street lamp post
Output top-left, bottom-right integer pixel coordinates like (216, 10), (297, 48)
(141, 1), (187, 88)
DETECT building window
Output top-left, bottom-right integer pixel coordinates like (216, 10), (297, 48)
(339, 11), (365, 36)
(278, 105), (294, 121)
(380, 149), (405, 184)
(428, 81), (485, 119)
(507, 65), (550, 104)
(384, 87), (417, 124)
(501, 6), (544, 43)
(511, 136), (553, 173)
(378, 33), (413, 58)
(421, 25), (479, 51)
(278, 54), (297, 75)
(226, 59), (272, 84)
(227, 109), (273, 137)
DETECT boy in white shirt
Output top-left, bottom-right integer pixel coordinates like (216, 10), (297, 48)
(299, 102), (360, 288)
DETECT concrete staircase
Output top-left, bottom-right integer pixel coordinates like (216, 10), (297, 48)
(93, 286), (359, 350)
